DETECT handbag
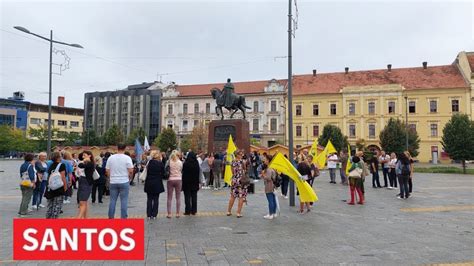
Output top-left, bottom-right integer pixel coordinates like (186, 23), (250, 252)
(48, 163), (64, 190)
(139, 162), (149, 182)
(20, 165), (33, 187)
(92, 169), (100, 181)
(349, 168), (363, 178)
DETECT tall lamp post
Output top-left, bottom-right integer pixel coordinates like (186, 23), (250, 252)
(287, 0), (295, 206)
(14, 26), (83, 156)
(404, 96), (409, 151)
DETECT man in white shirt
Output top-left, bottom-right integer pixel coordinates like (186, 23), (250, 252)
(327, 153), (339, 184)
(106, 144), (133, 219)
(379, 151), (391, 188)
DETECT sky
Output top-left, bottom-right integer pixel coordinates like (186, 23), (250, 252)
(1, 0), (473, 108)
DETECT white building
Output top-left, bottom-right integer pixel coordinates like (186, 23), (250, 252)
(160, 79), (287, 147)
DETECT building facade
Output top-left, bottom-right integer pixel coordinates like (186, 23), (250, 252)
(84, 82), (162, 142)
(290, 51), (473, 163)
(0, 93), (29, 130)
(161, 79), (287, 147)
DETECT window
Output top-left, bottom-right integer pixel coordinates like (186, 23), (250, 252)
(182, 120), (188, 131)
(312, 104), (319, 116)
(206, 103), (211, 114)
(368, 102), (375, 114)
(408, 123), (417, 133)
(253, 119), (259, 132)
(430, 123), (438, 137)
(348, 103), (355, 115)
(451, 99), (459, 112)
(168, 104), (173, 115)
(330, 104), (337, 115)
(58, 120), (67, 126)
(388, 101), (395, 114)
(296, 125), (302, 137)
(183, 104), (188, 114)
(44, 119), (54, 125)
(429, 100), (437, 113)
(312, 125), (319, 137)
(253, 101), (259, 113)
(270, 118), (277, 132)
(194, 120), (199, 126)
(30, 118), (41, 125)
(349, 125), (356, 138)
(70, 121), (79, 127)
(194, 103), (199, 113)
(296, 105), (302, 116)
(409, 101), (416, 113)
(368, 124), (376, 139)
(271, 100), (277, 112)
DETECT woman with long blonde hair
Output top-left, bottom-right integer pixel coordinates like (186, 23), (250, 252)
(166, 150), (183, 218)
(144, 150), (165, 219)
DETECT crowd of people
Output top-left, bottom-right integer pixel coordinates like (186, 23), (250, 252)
(17, 144), (415, 220)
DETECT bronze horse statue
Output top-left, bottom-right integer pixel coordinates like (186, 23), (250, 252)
(210, 88), (251, 120)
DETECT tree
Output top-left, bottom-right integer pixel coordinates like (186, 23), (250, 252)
(441, 113), (474, 174)
(0, 125), (34, 153)
(28, 125), (59, 151)
(153, 128), (177, 152)
(127, 127), (146, 145)
(180, 136), (192, 152)
(379, 118), (420, 157)
(57, 131), (82, 146)
(82, 129), (102, 146)
(190, 125), (208, 153)
(102, 124), (124, 146)
(318, 124), (349, 152)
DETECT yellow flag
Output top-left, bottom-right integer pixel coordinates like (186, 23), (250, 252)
(309, 139), (318, 157)
(345, 144), (352, 175)
(313, 139), (337, 169)
(269, 152), (318, 203)
(224, 135), (237, 185)
(326, 140), (337, 154)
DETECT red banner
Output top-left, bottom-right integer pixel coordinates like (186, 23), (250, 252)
(13, 219), (144, 260)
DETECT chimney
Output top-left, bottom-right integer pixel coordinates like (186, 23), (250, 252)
(58, 96), (65, 107)
(387, 64), (392, 72)
(312, 69), (317, 76)
(345, 67), (349, 74)
(422, 61), (428, 69)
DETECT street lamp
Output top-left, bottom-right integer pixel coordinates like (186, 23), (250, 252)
(14, 26), (83, 156)
(287, 0), (295, 207)
(404, 96), (409, 151)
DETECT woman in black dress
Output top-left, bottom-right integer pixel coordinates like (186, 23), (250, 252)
(144, 151), (165, 219)
(77, 151), (95, 218)
(182, 152), (201, 216)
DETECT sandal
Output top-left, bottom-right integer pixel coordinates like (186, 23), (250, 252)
(226, 212), (232, 216)
(236, 213), (242, 218)
(176, 214), (180, 218)
(166, 215), (171, 219)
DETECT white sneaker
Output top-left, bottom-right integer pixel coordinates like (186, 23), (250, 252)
(397, 196), (402, 199)
(272, 213), (278, 218)
(264, 215), (274, 220)
(39, 204), (45, 208)
(284, 196), (288, 199)
(387, 186), (393, 189)
(31, 205), (38, 210)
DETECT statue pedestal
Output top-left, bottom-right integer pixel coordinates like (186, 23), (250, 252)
(208, 119), (250, 155)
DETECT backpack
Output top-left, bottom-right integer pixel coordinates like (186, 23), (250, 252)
(163, 160), (170, 180)
(401, 163), (411, 176)
(20, 164), (33, 187)
(48, 163), (64, 190)
(271, 169), (282, 188)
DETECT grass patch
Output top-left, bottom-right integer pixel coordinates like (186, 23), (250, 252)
(414, 166), (474, 175)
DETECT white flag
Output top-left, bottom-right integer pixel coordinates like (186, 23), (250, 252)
(144, 136), (150, 151)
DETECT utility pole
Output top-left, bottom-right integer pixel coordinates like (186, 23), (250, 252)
(405, 96), (409, 151)
(287, 0), (295, 207)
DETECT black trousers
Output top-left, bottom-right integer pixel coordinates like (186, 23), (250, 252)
(146, 193), (160, 218)
(281, 175), (290, 196)
(389, 168), (398, 188)
(183, 190), (198, 215)
(408, 177), (413, 193)
(92, 182), (105, 203)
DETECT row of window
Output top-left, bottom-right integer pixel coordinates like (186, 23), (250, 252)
(30, 118), (80, 127)
(252, 118), (278, 132)
(167, 100), (280, 115)
(295, 99), (460, 116)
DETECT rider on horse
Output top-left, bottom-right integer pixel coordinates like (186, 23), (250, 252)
(218, 78), (235, 109)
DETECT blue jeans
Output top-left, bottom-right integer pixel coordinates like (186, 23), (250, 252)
(329, 168), (336, 182)
(266, 192), (277, 215)
(32, 180), (47, 206)
(108, 182), (130, 219)
(382, 168), (389, 187)
(372, 171), (381, 187)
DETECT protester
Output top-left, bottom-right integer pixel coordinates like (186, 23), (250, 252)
(227, 150), (248, 218)
(339, 150), (348, 185)
(371, 152), (382, 188)
(92, 156), (106, 204)
(388, 152), (398, 189)
(251, 151), (261, 180)
(297, 157), (312, 213)
(396, 152), (411, 199)
(379, 150), (391, 188)
(167, 150), (183, 218)
(405, 151), (415, 194)
(201, 154), (211, 189)
(262, 154), (277, 219)
(144, 150), (165, 219)
(76, 151), (95, 218)
(306, 154), (319, 187)
(102, 152), (111, 197)
(347, 155), (365, 205)
(71, 153), (79, 189)
(62, 152), (75, 204)
(212, 153), (223, 190)
(32, 152), (48, 209)
(106, 144), (134, 219)
(18, 153), (36, 217)
(327, 152), (338, 184)
(44, 152), (67, 219)
(182, 151), (201, 216)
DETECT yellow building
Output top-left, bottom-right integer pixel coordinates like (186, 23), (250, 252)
(27, 97), (84, 140)
(289, 51), (473, 163)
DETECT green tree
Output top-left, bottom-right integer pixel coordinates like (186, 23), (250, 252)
(441, 113), (474, 174)
(82, 129), (102, 146)
(190, 125), (208, 153)
(153, 128), (177, 152)
(180, 136), (192, 152)
(127, 127), (146, 145)
(379, 118), (420, 157)
(0, 125), (34, 153)
(318, 124), (349, 152)
(57, 131), (82, 146)
(28, 125), (59, 151)
(102, 124), (124, 145)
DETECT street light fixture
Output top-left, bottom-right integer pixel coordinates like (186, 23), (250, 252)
(14, 26), (83, 156)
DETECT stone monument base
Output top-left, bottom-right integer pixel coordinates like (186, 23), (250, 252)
(208, 119), (250, 155)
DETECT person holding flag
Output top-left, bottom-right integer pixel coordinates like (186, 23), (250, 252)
(226, 149), (248, 218)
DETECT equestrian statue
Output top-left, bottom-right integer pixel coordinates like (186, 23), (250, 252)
(210, 78), (251, 120)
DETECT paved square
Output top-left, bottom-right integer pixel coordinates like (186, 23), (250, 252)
(0, 160), (473, 265)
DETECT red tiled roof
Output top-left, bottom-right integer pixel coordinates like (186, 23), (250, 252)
(292, 65), (469, 95)
(175, 80), (284, 97)
(467, 53), (474, 72)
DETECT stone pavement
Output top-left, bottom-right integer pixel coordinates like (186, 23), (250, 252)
(0, 159), (473, 265)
